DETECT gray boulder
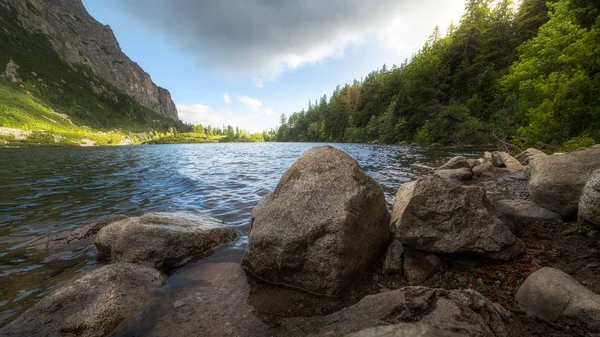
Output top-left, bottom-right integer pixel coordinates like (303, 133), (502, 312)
(529, 148), (600, 217)
(437, 156), (470, 171)
(494, 199), (562, 234)
(281, 287), (509, 337)
(434, 167), (473, 182)
(515, 148), (547, 165)
(491, 151), (506, 168)
(0, 263), (165, 337)
(391, 176), (525, 261)
(346, 323), (460, 337)
(579, 169), (600, 226)
(96, 212), (236, 272)
(242, 146), (390, 296)
(403, 248), (441, 285)
(382, 239), (404, 274)
(516, 267), (600, 333)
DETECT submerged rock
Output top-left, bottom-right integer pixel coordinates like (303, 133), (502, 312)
(280, 287), (509, 337)
(529, 148), (600, 217)
(0, 263), (166, 337)
(34, 215), (128, 251)
(494, 199), (562, 234)
(242, 146), (390, 296)
(515, 148), (547, 165)
(579, 169), (600, 227)
(96, 213), (236, 272)
(391, 176), (524, 261)
(516, 267), (600, 333)
(346, 323), (460, 337)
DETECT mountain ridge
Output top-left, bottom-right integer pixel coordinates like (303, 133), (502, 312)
(0, 0), (178, 120)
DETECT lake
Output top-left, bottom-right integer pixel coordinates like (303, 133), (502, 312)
(0, 142), (473, 326)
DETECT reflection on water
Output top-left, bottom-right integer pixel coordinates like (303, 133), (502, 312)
(0, 142), (474, 325)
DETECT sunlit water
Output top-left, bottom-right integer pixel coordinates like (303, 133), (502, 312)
(0, 142), (475, 325)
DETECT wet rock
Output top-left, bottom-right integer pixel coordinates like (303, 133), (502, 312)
(529, 148), (600, 217)
(391, 176), (525, 261)
(491, 151), (506, 168)
(382, 239), (404, 274)
(434, 167), (473, 182)
(579, 169), (600, 227)
(473, 162), (495, 176)
(403, 248), (441, 285)
(242, 146), (390, 296)
(494, 200), (562, 234)
(96, 213), (236, 272)
(346, 323), (460, 337)
(516, 267), (600, 333)
(280, 287), (509, 337)
(515, 148), (547, 165)
(437, 156), (470, 171)
(0, 263), (166, 337)
(33, 215), (128, 251)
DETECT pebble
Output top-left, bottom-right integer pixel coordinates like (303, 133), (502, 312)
(561, 229), (573, 236)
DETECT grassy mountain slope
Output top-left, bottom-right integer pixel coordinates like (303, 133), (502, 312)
(0, 5), (190, 146)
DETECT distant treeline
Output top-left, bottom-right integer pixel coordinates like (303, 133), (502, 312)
(275, 0), (600, 148)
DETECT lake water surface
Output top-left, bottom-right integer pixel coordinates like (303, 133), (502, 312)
(0, 142), (474, 326)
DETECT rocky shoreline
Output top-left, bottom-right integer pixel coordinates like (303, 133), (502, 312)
(1, 145), (599, 336)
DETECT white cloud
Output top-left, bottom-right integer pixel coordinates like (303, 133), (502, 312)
(223, 93), (231, 103)
(177, 104), (232, 126)
(263, 107), (275, 116)
(238, 95), (263, 112)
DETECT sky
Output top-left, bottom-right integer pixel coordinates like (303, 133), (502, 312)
(82, 0), (466, 133)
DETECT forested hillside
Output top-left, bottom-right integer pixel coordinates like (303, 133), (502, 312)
(277, 0), (600, 148)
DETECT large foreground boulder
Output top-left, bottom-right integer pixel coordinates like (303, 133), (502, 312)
(242, 146), (390, 296)
(493, 199), (562, 234)
(579, 169), (600, 227)
(391, 176), (525, 260)
(529, 148), (600, 217)
(96, 213), (236, 272)
(516, 267), (600, 333)
(0, 263), (165, 337)
(280, 287), (509, 337)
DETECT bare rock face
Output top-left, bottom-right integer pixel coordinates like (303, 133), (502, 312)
(579, 169), (600, 227)
(280, 287), (509, 337)
(0, 263), (166, 337)
(529, 148), (600, 217)
(391, 176), (524, 261)
(491, 151), (507, 168)
(96, 213), (236, 272)
(516, 267), (600, 333)
(242, 146), (391, 296)
(1, 0), (178, 120)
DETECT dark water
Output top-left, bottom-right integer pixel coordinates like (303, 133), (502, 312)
(0, 142), (474, 326)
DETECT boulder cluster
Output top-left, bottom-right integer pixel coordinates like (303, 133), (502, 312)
(3, 145), (599, 336)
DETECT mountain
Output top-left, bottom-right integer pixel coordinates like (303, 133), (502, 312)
(0, 0), (187, 146)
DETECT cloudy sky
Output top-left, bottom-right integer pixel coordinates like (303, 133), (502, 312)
(82, 0), (466, 132)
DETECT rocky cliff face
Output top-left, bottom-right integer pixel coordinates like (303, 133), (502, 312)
(0, 0), (178, 120)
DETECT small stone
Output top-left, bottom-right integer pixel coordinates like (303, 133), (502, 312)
(562, 229), (574, 236)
